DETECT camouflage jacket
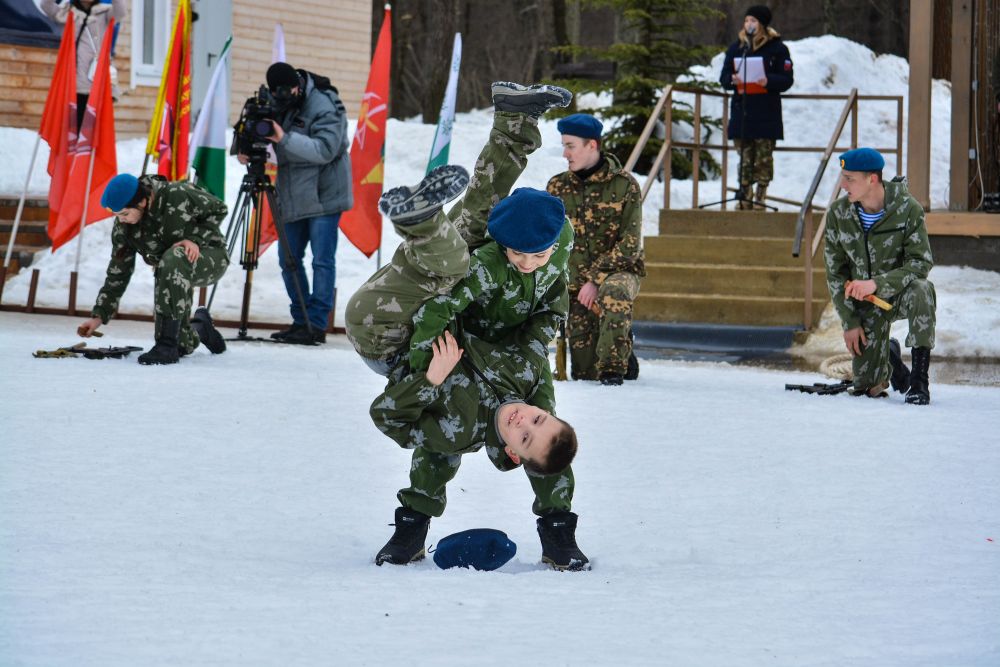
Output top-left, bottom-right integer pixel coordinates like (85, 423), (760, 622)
(407, 220), (573, 371)
(823, 180), (933, 330)
(91, 176), (229, 323)
(370, 320), (556, 472)
(546, 153), (645, 293)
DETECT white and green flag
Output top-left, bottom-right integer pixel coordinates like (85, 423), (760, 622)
(190, 36), (232, 199)
(426, 32), (462, 174)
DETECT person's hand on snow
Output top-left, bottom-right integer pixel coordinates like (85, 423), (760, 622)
(425, 331), (464, 386)
(173, 239), (201, 263)
(843, 326), (867, 356)
(78, 317), (102, 338)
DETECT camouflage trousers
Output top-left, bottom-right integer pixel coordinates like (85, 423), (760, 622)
(851, 277), (936, 391)
(398, 446), (574, 518)
(735, 138), (775, 189)
(345, 111), (541, 363)
(153, 245), (229, 352)
(569, 271), (641, 379)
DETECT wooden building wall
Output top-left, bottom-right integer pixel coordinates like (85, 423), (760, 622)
(0, 0), (370, 138)
(230, 0), (371, 123)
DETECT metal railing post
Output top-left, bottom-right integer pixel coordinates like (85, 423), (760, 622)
(721, 92), (729, 210)
(692, 92), (702, 208)
(664, 88), (673, 210)
(803, 207), (814, 328)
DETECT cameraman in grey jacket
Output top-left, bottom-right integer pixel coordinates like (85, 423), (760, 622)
(241, 62), (352, 344)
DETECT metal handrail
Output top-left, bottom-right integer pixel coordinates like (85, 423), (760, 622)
(792, 88), (858, 257)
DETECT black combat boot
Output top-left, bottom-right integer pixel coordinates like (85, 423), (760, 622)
(138, 319), (181, 365)
(190, 307), (227, 354)
(537, 511), (590, 571)
(283, 324), (325, 345)
(599, 372), (624, 386)
(378, 165), (470, 225)
(624, 330), (639, 381)
(888, 337), (910, 393)
(375, 507), (431, 566)
(270, 322), (305, 341)
(905, 346), (931, 405)
(491, 81), (572, 118)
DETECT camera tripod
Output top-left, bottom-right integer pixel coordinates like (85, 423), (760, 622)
(206, 161), (315, 341)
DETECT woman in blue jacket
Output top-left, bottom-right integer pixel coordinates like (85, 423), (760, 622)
(719, 5), (794, 210)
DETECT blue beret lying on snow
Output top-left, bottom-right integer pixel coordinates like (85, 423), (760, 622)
(432, 528), (517, 571)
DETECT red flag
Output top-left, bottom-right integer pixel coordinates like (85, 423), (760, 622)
(339, 5), (391, 258)
(257, 161), (279, 254)
(147, 0), (192, 180)
(49, 19), (118, 251)
(40, 12), (77, 235)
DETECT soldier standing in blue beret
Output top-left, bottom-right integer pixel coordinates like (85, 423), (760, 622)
(76, 173), (230, 364)
(547, 113), (645, 385)
(823, 148), (936, 404)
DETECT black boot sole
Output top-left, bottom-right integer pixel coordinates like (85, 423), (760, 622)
(491, 82), (572, 115)
(379, 165), (470, 225)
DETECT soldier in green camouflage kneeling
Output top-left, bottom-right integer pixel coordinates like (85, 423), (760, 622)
(547, 114), (646, 385)
(824, 148), (935, 404)
(77, 173), (230, 365)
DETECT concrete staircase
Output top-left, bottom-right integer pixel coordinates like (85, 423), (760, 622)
(635, 209), (828, 329)
(0, 196), (50, 281)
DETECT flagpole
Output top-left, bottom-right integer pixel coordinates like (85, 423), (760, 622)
(3, 135), (42, 269)
(73, 140), (100, 274)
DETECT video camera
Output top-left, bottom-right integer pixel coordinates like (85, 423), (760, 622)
(233, 85), (279, 171)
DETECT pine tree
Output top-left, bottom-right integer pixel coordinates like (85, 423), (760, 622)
(554, 0), (722, 177)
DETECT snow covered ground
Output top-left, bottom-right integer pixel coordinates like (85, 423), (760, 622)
(1, 311), (999, 666)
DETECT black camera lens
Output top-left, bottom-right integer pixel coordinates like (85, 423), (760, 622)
(252, 119), (274, 138)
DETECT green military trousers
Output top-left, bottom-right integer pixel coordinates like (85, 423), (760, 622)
(569, 271), (641, 380)
(345, 111), (542, 363)
(852, 277), (936, 391)
(153, 244), (229, 352)
(398, 444), (574, 518)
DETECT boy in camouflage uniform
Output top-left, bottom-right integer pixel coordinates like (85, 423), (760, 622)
(547, 114), (645, 385)
(823, 148), (935, 404)
(77, 173), (230, 365)
(346, 83), (590, 570)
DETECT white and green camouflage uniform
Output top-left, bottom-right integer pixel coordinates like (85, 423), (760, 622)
(823, 179), (936, 391)
(92, 176), (230, 352)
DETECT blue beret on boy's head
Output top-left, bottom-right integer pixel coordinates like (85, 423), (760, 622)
(839, 147), (885, 172)
(487, 187), (565, 253)
(101, 173), (140, 211)
(556, 113), (603, 140)
(432, 528), (517, 571)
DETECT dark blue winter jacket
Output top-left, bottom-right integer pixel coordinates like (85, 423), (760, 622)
(719, 36), (794, 140)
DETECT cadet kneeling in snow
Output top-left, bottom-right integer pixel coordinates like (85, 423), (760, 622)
(347, 82), (589, 570)
(77, 173), (230, 365)
(824, 148), (936, 404)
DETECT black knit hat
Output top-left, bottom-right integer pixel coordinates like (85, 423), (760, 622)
(746, 5), (772, 26)
(266, 62), (300, 91)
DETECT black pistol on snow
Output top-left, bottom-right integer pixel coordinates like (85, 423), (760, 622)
(784, 380), (853, 395)
(33, 343), (144, 359)
(375, 507), (431, 566)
